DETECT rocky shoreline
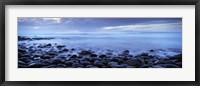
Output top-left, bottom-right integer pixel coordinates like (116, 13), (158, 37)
(18, 43), (182, 68)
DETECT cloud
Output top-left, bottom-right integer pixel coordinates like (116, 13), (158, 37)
(102, 23), (181, 32)
(42, 18), (62, 23)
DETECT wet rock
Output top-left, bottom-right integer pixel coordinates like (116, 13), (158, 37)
(158, 64), (180, 68)
(94, 60), (104, 67)
(99, 54), (107, 58)
(42, 55), (52, 59)
(33, 53), (43, 57)
(71, 48), (75, 51)
(125, 58), (144, 67)
(108, 62), (118, 66)
(90, 57), (100, 63)
(90, 54), (97, 57)
(51, 58), (62, 64)
(18, 60), (27, 65)
(28, 62), (45, 68)
(79, 50), (92, 55)
(149, 49), (155, 52)
(169, 54), (182, 62)
(152, 65), (164, 68)
(62, 48), (69, 52)
(57, 45), (65, 48)
(80, 61), (91, 66)
(18, 64), (27, 68)
(71, 55), (78, 58)
(122, 50), (129, 56)
(18, 48), (26, 54)
(65, 61), (74, 66)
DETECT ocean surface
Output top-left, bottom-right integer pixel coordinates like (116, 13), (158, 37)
(19, 32), (182, 54)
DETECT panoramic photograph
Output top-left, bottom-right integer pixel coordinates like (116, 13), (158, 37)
(18, 18), (182, 68)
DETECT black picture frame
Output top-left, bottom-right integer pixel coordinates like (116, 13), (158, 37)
(0, 0), (199, 86)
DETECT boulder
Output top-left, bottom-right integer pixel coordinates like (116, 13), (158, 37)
(125, 58), (144, 67)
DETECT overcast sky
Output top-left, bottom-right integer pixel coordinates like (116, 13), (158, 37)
(18, 18), (182, 35)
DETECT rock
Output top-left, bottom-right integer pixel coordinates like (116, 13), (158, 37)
(71, 55), (78, 58)
(76, 65), (84, 68)
(42, 55), (52, 59)
(18, 52), (23, 57)
(51, 58), (62, 64)
(154, 60), (175, 64)
(140, 64), (150, 68)
(94, 60), (104, 67)
(175, 62), (182, 67)
(45, 43), (51, 47)
(65, 61), (74, 66)
(152, 65), (164, 68)
(33, 53), (43, 57)
(141, 53), (148, 56)
(80, 61), (91, 66)
(149, 49), (155, 52)
(99, 54), (107, 58)
(90, 54), (97, 57)
(18, 60), (27, 65)
(28, 62), (44, 68)
(122, 50), (129, 56)
(90, 57), (100, 63)
(57, 64), (66, 67)
(108, 62), (118, 66)
(79, 50), (92, 55)
(158, 64), (180, 68)
(57, 45), (65, 48)
(125, 58), (144, 67)
(18, 48), (26, 54)
(47, 51), (58, 56)
(18, 64), (27, 68)
(71, 48), (75, 51)
(110, 58), (120, 62)
(169, 54), (182, 62)
(110, 64), (126, 68)
(62, 48), (69, 52)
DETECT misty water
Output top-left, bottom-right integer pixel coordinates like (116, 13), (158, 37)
(19, 32), (182, 57)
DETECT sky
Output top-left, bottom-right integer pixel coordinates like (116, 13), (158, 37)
(18, 18), (182, 35)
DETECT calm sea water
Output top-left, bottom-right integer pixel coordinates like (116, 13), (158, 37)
(19, 32), (182, 51)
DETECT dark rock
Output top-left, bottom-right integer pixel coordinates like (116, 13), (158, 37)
(71, 55), (78, 58)
(57, 45), (65, 48)
(125, 58), (144, 67)
(176, 62), (182, 67)
(79, 50), (92, 55)
(169, 54), (182, 62)
(141, 53), (148, 56)
(18, 48), (26, 54)
(62, 48), (69, 52)
(90, 54), (97, 57)
(18, 64), (27, 68)
(18, 60), (27, 65)
(46, 43), (51, 47)
(110, 58), (119, 62)
(122, 50), (129, 56)
(158, 64), (180, 68)
(108, 62), (118, 66)
(28, 62), (44, 68)
(33, 53), (43, 57)
(65, 61), (74, 66)
(18, 52), (23, 57)
(90, 57), (100, 63)
(94, 60), (104, 67)
(51, 58), (62, 64)
(80, 61), (91, 66)
(149, 49), (155, 52)
(71, 48), (75, 51)
(42, 55), (52, 59)
(99, 54), (107, 58)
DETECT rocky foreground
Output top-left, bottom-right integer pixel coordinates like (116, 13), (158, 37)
(18, 43), (182, 68)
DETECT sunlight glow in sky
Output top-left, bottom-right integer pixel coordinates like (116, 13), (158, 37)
(18, 18), (182, 35)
